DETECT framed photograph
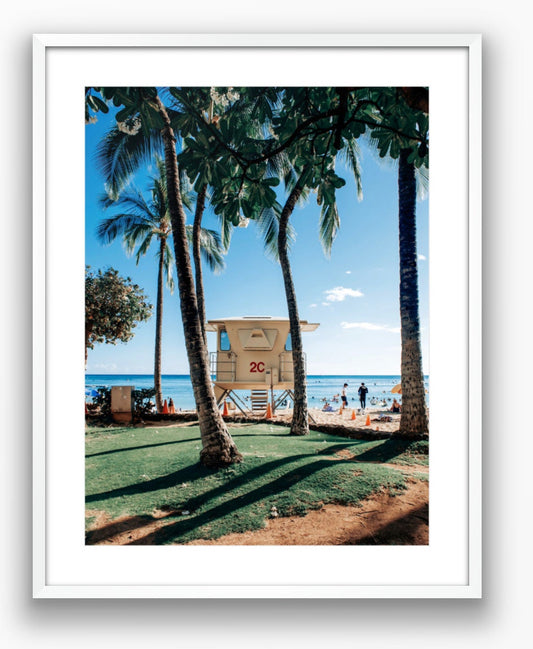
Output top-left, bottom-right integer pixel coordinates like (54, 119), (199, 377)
(33, 33), (481, 598)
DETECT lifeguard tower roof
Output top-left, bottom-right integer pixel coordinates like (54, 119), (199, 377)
(206, 316), (319, 332)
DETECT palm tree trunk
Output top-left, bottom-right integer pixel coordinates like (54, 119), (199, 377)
(193, 184), (208, 346)
(154, 236), (166, 412)
(278, 175), (309, 436)
(397, 148), (429, 437)
(155, 95), (242, 467)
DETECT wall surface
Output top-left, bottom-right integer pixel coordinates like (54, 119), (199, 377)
(1, 2), (530, 647)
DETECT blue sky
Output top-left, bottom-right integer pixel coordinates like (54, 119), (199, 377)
(85, 96), (429, 376)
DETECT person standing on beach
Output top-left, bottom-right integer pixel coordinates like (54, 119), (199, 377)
(358, 382), (368, 411)
(341, 383), (348, 409)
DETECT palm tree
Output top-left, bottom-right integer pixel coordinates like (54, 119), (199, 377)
(90, 88), (242, 467)
(277, 172), (310, 435)
(360, 87), (429, 437)
(153, 92), (242, 466)
(97, 158), (225, 413)
(396, 148), (429, 436)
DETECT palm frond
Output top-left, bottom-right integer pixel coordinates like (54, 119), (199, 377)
(217, 214), (234, 252)
(163, 241), (175, 293)
(340, 138), (364, 201)
(95, 126), (164, 199)
(179, 167), (195, 211)
(319, 202), (341, 257)
(106, 189), (159, 222)
(184, 225), (225, 273)
(96, 214), (153, 245)
(265, 150), (291, 180)
(133, 231), (154, 263)
(198, 228), (226, 273)
(255, 204), (295, 261)
(415, 164), (429, 200)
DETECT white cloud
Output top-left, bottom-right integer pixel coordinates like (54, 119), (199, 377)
(418, 254), (427, 261)
(324, 286), (364, 302)
(341, 321), (400, 334)
(309, 303), (317, 308)
(345, 270), (352, 274)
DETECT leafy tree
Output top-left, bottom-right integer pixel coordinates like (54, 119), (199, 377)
(85, 266), (152, 365)
(177, 87), (364, 435)
(97, 157), (225, 413)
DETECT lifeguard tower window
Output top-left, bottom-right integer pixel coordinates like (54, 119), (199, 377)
(220, 329), (231, 351)
(285, 333), (292, 351)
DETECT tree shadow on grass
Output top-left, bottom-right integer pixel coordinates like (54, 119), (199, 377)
(352, 438), (422, 463)
(126, 455), (352, 545)
(86, 441), (358, 507)
(86, 442), (369, 544)
(87, 457), (327, 545)
(85, 463), (212, 504)
(85, 438), (414, 545)
(86, 435), (200, 459)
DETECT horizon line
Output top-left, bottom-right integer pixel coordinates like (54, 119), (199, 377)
(85, 372), (429, 377)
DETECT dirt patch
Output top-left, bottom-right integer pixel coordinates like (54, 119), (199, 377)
(187, 479), (428, 546)
(85, 507), (183, 545)
(86, 478), (428, 546)
(333, 448), (356, 460)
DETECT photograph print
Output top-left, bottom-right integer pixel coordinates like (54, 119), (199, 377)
(84, 86), (429, 546)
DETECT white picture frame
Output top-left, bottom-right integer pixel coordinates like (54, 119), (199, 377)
(33, 33), (482, 598)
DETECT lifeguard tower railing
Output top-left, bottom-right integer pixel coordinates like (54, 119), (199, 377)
(210, 351), (237, 382)
(209, 351), (306, 384)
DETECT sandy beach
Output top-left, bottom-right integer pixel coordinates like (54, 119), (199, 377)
(205, 404), (402, 435)
(138, 404), (403, 435)
(277, 406), (401, 434)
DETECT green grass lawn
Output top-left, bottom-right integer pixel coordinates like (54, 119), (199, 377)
(85, 422), (428, 544)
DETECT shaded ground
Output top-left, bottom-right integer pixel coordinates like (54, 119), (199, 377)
(85, 422), (428, 546)
(188, 478), (428, 545)
(86, 473), (428, 546)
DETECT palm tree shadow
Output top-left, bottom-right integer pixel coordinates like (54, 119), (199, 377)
(352, 438), (419, 463)
(86, 440), (351, 506)
(86, 463), (211, 504)
(86, 440), (399, 545)
(127, 454), (347, 545)
(343, 502), (429, 545)
(86, 435), (200, 458)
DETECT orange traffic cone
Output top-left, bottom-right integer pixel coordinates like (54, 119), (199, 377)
(162, 399), (169, 414)
(222, 400), (229, 417)
(365, 414), (370, 426)
(351, 409), (356, 420)
(266, 403), (272, 419)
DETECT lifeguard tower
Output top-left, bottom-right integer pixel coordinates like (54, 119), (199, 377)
(206, 316), (319, 415)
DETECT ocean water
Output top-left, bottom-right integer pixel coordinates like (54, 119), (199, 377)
(85, 374), (429, 411)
